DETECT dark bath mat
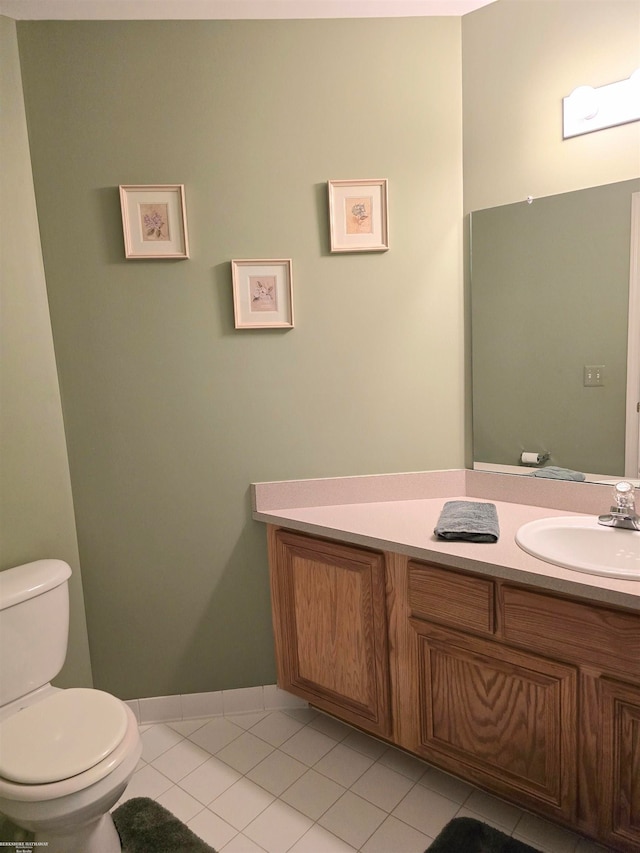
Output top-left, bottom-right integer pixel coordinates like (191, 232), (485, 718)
(113, 797), (217, 853)
(426, 816), (542, 853)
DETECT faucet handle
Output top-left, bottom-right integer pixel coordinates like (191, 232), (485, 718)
(614, 481), (636, 513)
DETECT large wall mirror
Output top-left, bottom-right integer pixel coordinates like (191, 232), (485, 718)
(470, 178), (640, 482)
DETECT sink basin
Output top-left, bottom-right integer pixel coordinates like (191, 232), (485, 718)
(516, 516), (640, 580)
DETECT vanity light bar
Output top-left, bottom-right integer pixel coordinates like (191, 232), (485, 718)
(563, 68), (640, 138)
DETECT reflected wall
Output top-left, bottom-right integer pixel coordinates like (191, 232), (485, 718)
(471, 179), (639, 477)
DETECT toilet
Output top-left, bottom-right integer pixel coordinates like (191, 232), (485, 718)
(0, 560), (142, 853)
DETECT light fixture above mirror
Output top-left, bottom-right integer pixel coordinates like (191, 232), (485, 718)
(563, 68), (640, 138)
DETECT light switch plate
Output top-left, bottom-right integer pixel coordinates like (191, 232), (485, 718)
(584, 364), (605, 386)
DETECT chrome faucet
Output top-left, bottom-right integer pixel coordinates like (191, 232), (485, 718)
(598, 481), (640, 530)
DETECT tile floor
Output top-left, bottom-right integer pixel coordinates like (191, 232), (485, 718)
(116, 706), (613, 853)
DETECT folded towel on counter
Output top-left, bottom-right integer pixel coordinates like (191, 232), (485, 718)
(434, 500), (499, 543)
(529, 466), (585, 481)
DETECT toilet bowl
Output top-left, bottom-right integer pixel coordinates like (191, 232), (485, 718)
(0, 689), (142, 853)
(0, 561), (143, 853)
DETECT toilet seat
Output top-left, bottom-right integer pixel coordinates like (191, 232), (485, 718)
(0, 689), (128, 784)
(0, 702), (141, 803)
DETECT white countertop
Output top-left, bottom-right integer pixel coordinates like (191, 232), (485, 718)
(252, 469), (640, 611)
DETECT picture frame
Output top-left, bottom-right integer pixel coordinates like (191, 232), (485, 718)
(119, 184), (189, 259)
(327, 179), (389, 253)
(231, 259), (294, 329)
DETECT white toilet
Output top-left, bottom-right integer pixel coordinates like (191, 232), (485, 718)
(0, 559), (142, 853)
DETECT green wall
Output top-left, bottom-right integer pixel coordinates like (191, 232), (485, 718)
(16, 18), (465, 699)
(0, 17), (92, 688)
(462, 0), (640, 212)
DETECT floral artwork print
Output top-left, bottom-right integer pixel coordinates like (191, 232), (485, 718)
(345, 195), (373, 234)
(249, 275), (278, 312)
(139, 203), (170, 242)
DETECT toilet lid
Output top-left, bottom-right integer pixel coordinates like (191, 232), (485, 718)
(0, 688), (128, 784)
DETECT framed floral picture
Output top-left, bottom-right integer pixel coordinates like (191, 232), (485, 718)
(119, 184), (189, 259)
(231, 259), (294, 329)
(327, 179), (389, 252)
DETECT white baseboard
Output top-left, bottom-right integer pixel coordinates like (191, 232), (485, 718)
(125, 684), (308, 725)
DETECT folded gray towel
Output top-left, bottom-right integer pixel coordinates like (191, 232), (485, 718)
(529, 466), (585, 481)
(434, 500), (499, 543)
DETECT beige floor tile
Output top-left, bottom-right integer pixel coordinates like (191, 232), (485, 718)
(361, 814), (433, 853)
(391, 783), (459, 839)
(156, 784), (206, 824)
(462, 789), (524, 832)
(244, 799), (313, 853)
(188, 807), (238, 849)
(515, 811), (583, 853)
(210, 776), (275, 831)
(247, 749), (308, 796)
(179, 756), (242, 805)
(139, 723), (184, 762)
(279, 725), (339, 766)
(188, 717), (245, 754)
(280, 768), (346, 821)
(151, 738), (211, 782)
(216, 731), (274, 774)
(350, 762), (415, 812)
(289, 823), (357, 852)
(319, 791), (387, 849)
(313, 742), (374, 788)
(248, 710), (306, 747)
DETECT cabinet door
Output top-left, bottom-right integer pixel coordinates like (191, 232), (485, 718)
(268, 528), (391, 737)
(599, 678), (640, 851)
(410, 620), (577, 822)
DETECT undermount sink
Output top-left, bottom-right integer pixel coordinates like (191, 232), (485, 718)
(516, 516), (640, 580)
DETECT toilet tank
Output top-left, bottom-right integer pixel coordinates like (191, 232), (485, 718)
(0, 560), (72, 707)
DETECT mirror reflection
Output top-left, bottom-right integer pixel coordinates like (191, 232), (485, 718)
(470, 178), (640, 482)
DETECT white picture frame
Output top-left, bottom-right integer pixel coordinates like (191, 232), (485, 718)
(119, 184), (189, 259)
(327, 179), (389, 253)
(231, 259), (294, 329)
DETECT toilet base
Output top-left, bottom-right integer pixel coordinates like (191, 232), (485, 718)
(35, 812), (121, 853)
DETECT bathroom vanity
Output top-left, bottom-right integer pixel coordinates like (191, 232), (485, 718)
(252, 470), (640, 852)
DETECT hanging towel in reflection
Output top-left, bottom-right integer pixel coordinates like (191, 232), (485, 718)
(434, 500), (499, 543)
(529, 466), (585, 481)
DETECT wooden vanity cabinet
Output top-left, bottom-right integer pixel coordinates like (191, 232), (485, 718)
(501, 585), (640, 851)
(406, 561), (578, 825)
(266, 526), (640, 851)
(267, 527), (391, 738)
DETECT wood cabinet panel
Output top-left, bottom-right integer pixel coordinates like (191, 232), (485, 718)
(577, 672), (601, 835)
(268, 528), (391, 737)
(292, 551), (371, 704)
(599, 678), (640, 851)
(408, 560), (494, 635)
(502, 586), (640, 680)
(410, 620), (577, 822)
(385, 551), (419, 749)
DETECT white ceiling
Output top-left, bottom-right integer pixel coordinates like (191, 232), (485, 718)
(0, 0), (497, 20)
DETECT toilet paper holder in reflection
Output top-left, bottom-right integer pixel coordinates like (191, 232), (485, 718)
(519, 451), (550, 466)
